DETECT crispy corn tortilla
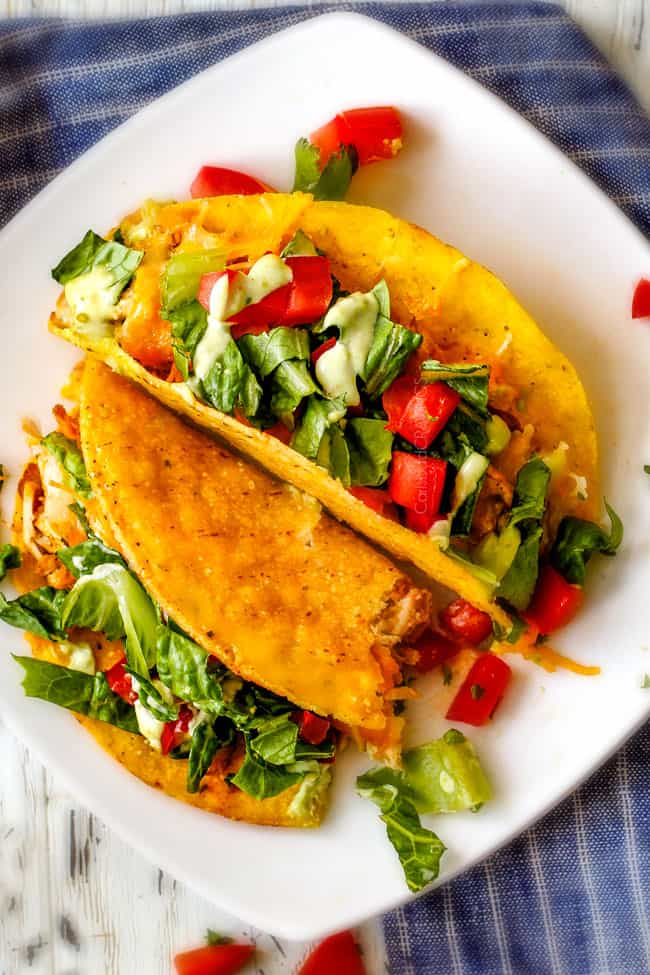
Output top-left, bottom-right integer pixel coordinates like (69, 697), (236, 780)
(12, 473), (325, 828)
(50, 194), (600, 628)
(80, 360), (430, 738)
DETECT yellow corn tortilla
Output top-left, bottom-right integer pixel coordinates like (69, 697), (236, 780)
(80, 360), (430, 742)
(50, 193), (600, 630)
(12, 466), (326, 828)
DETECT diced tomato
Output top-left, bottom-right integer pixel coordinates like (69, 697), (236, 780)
(348, 486), (400, 522)
(388, 452), (447, 518)
(190, 165), (268, 198)
(405, 507), (438, 534)
(445, 653), (512, 726)
(299, 710), (331, 745)
(265, 421), (292, 444)
(197, 269), (236, 311)
(311, 336), (337, 364)
(229, 284), (292, 336)
(298, 930), (366, 975)
(174, 942), (254, 975)
(440, 599), (493, 646)
(395, 382), (460, 449)
(105, 658), (137, 705)
(525, 564), (584, 635)
(382, 373), (419, 432)
(161, 704), (193, 757)
(412, 629), (461, 674)
(310, 107), (403, 168)
(283, 256), (333, 327)
(632, 278), (650, 319)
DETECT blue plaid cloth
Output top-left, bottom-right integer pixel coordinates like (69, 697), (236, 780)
(1, 5), (648, 973)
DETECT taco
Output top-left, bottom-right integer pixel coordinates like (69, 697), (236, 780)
(48, 193), (602, 634)
(3, 359), (430, 826)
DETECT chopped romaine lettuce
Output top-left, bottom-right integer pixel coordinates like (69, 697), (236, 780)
(420, 361), (490, 415)
(281, 229), (318, 258)
(52, 229), (142, 291)
(13, 655), (139, 734)
(402, 729), (492, 813)
(362, 316), (422, 398)
(0, 544), (20, 583)
(229, 744), (304, 800)
(346, 418), (394, 487)
(156, 625), (226, 714)
(41, 432), (92, 498)
(200, 339), (262, 418)
(496, 458), (551, 611)
(357, 768), (446, 893)
(292, 396), (347, 461)
(0, 587), (67, 640)
(498, 526), (543, 611)
(551, 501), (623, 586)
(57, 535), (127, 579)
(62, 563), (159, 676)
(167, 300), (208, 381)
(270, 360), (319, 417)
(125, 668), (178, 722)
(186, 718), (234, 793)
(316, 424), (351, 486)
(239, 328), (310, 378)
(161, 249), (225, 313)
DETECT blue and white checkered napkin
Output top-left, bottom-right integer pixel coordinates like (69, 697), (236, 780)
(1, 4), (649, 973)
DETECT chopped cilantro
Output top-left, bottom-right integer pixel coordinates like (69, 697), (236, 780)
(644, 465), (650, 476)
(470, 684), (485, 701)
(206, 930), (233, 946)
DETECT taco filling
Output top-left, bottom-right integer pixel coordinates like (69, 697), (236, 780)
(50, 195), (618, 636)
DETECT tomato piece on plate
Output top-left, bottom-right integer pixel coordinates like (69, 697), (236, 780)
(631, 278), (650, 319)
(440, 598), (493, 646)
(525, 564), (584, 635)
(388, 452), (447, 517)
(298, 930), (366, 975)
(339, 106), (403, 164)
(348, 486), (400, 522)
(190, 165), (267, 198)
(283, 256), (333, 327)
(299, 710), (331, 745)
(445, 653), (512, 726)
(228, 284), (292, 336)
(412, 629), (460, 674)
(174, 942), (254, 975)
(104, 658), (137, 705)
(395, 382), (460, 449)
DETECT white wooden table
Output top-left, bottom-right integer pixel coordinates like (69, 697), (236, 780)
(1, 2), (648, 974)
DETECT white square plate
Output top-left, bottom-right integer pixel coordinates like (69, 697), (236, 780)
(1, 12), (649, 941)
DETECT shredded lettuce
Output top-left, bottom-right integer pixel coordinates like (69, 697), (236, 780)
(156, 626), (226, 714)
(292, 396), (347, 461)
(497, 458), (551, 610)
(13, 655), (139, 734)
(420, 361), (490, 415)
(0, 587), (67, 640)
(0, 544), (20, 583)
(229, 744), (305, 800)
(167, 301), (208, 382)
(239, 327), (310, 377)
(125, 668), (178, 722)
(551, 501), (623, 586)
(357, 768), (446, 893)
(57, 535), (127, 579)
(362, 317), (422, 398)
(346, 418), (394, 487)
(161, 249), (225, 313)
(200, 339), (262, 418)
(41, 433), (92, 498)
(51, 229), (142, 298)
(62, 564), (159, 676)
(186, 718), (234, 793)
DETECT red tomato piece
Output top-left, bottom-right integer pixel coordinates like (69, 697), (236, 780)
(190, 165), (267, 198)
(412, 629), (460, 674)
(228, 283), (291, 332)
(395, 382), (460, 449)
(104, 658), (137, 705)
(388, 452), (447, 517)
(348, 486), (400, 522)
(311, 336), (337, 364)
(283, 256), (333, 327)
(197, 270), (236, 311)
(382, 373), (419, 432)
(525, 564), (584, 635)
(632, 278), (650, 319)
(264, 421), (292, 444)
(299, 710), (331, 745)
(445, 653), (512, 726)
(174, 942), (254, 975)
(310, 115), (352, 167)
(440, 599), (493, 646)
(340, 106), (403, 164)
(405, 507), (438, 534)
(298, 930), (366, 975)
(161, 704), (193, 757)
